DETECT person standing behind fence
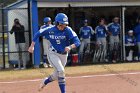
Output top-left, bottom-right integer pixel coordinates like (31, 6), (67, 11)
(95, 18), (108, 62)
(41, 17), (53, 68)
(125, 30), (138, 61)
(108, 17), (120, 63)
(134, 17), (140, 60)
(10, 18), (26, 70)
(79, 19), (94, 62)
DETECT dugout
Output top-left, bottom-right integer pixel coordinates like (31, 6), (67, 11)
(3, 0), (140, 68)
(37, 0), (140, 63)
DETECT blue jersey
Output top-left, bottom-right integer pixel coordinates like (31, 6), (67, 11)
(33, 26), (80, 52)
(79, 26), (94, 39)
(40, 24), (53, 38)
(108, 22), (120, 36)
(134, 24), (140, 42)
(125, 35), (136, 46)
(95, 25), (107, 38)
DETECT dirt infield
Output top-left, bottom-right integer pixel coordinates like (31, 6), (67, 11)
(0, 71), (140, 93)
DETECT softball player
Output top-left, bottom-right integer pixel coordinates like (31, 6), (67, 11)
(79, 19), (94, 62)
(28, 13), (80, 93)
(108, 17), (120, 62)
(41, 17), (53, 68)
(95, 18), (108, 62)
(125, 30), (138, 61)
(79, 19), (94, 53)
(134, 17), (140, 60)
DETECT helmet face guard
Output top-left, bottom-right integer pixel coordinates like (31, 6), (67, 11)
(55, 13), (69, 25)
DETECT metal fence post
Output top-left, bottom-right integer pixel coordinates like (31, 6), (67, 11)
(28, 0), (33, 67)
(1, 2), (5, 69)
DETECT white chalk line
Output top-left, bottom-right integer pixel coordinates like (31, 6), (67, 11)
(0, 71), (140, 84)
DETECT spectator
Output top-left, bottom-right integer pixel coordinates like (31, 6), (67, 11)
(125, 30), (138, 61)
(95, 18), (108, 62)
(134, 17), (140, 60)
(10, 18), (26, 70)
(108, 17), (120, 63)
(79, 19), (94, 62)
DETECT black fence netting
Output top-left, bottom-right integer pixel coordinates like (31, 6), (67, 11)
(0, 1), (31, 69)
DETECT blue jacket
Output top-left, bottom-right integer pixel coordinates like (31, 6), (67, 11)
(125, 35), (136, 46)
(134, 23), (140, 42)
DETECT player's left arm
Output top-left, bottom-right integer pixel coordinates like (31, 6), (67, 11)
(106, 23), (112, 35)
(89, 26), (94, 35)
(104, 25), (112, 35)
(65, 37), (81, 52)
(65, 27), (81, 52)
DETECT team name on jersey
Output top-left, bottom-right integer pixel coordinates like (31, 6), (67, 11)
(111, 25), (119, 29)
(82, 30), (90, 32)
(127, 38), (133, 42)
(49, 35), (66, 40)
(98, 29), (104, 32)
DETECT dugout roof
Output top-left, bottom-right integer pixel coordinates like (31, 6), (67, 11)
(37, 0), (140, 2)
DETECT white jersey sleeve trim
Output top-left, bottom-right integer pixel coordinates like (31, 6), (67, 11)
(88, 26), (94, 35)
(39, 26), (51, 33)
(95, 26), (99, 34)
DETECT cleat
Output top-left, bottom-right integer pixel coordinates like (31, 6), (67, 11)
(43, 63), (48, 68)
(112, 60), (116, 63)
(38, 79), (47, 92)
(48, 64), (52, 68)
(38, 82), (45, 91)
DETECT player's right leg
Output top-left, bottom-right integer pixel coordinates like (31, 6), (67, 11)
(39, 50), (66, 93)
(109, 36), (114, 62)
(38, 51), (60, 91)
(48, 50), (67, 93)
(100, 38), (107, 62)
(49, 53), (66, 93)
(79, 40), (85, 63)
(42, 39), (52, 68)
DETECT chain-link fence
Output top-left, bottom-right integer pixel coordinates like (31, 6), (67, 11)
(0, 0), (31, 69)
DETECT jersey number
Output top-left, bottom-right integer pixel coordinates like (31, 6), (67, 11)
(56, 40), (61, 44)
(115, 29), (118, 32)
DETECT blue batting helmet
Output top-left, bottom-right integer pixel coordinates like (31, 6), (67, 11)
(55, 13), (68, 25)
(84, 19), (88, 23)
(128, 30), (133, 33)
(43, 17), (51, 23)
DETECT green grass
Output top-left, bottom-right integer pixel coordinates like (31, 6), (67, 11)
(1, 62), (140, 81)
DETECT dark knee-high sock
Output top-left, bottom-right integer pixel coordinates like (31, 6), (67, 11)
(44, 76), (53, 85)
(58, 77), (66, 93)
(43, 55), (47, 63)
